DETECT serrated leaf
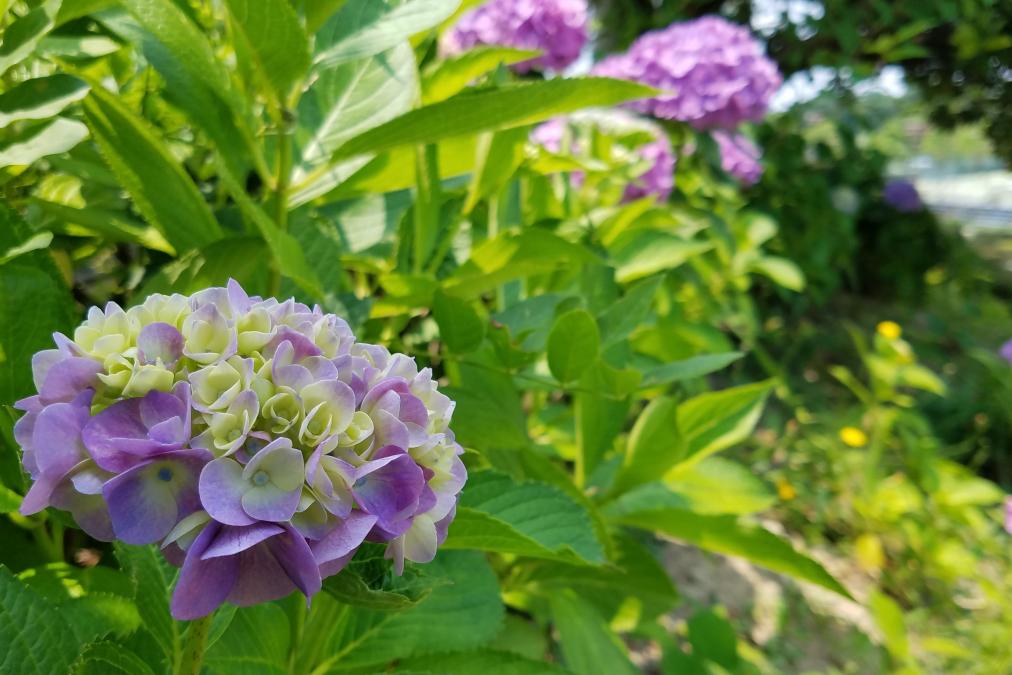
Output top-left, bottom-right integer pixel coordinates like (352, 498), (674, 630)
(314, 0), (460, 67)
(72, 641), (158, 675)
(0, 74), (88, 127)
(0, 564), (85, 675)
(115, 543), (179, 671)
(332, 77), (656, 159)
(404, 650), (570, 674)
(224, 0), (310, 107)
(0, 117), (87, 167)
(204, 604), (290, 675)
(422, 46), (539, 104)
(444, 470), (605, 564)
(0, 0), (60, 75)
(610, 508), (852, 598)
(82, 86), (222, 254)
(322, 566), (438, 611)
(549, 590), (639, 675)
(548, 309), (600, 384)
(442, 362), (528, 449)
(433, 290), (485, 353)
(63, 592), (142, 643)
(639, 352), (744, 388)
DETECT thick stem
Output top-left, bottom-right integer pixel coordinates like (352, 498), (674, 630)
(176, 614), (214, 675)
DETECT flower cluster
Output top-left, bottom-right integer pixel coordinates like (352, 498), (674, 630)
(1000, 339), (1012, 364)
(532, 110), (676, 202)
(440, 0), (588, 72)
(713, 130), (763, 185)
(14, 281), (465, 619)
(591, 16), (781, 130)
(882, 178), (923, 212)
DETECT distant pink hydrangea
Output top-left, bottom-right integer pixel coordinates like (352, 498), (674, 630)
(591, 16), (781, 129)
(532, 110), (676, 202)
(714, 131), (763, 185)
(1000, 339), (1012, 364)
(883, 179), (923, 212)
(1005, 495), (1012, 534)
(440, 0), (588, 72)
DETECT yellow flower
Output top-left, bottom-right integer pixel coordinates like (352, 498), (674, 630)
(839, 426), (868, 447)
(876, 321), (902, 340)
(776, 478), (796, 501)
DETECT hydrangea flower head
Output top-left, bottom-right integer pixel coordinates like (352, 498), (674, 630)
(440, 0), (588, 72)
(882, 179), (923, 212)
(1000, 339), (1012, 364)
(714, 130), (763, 185)
(14, 281), (466, 619)
(591, 16), (781, 129)
(532, 109), (676, 202)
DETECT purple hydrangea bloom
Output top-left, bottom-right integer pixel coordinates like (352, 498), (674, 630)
(591, 16), (781, 130)
(1005, 495), (1012, 535)
(713, 130), (763, 185)
(440, 0), (588, 72)
(532, 109), (676, 202)
(883, 179), (923, 212)
(14, 280), (466, 619)
(1000, 339), (1012, 364)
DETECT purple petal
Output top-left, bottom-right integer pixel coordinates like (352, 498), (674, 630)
(32, 399), (90, 479)
(137, 322), (183, 366)
(103, 451), (205, 544)
(171, 522), (238, 620)
(266, 330), (322, 361)
(50, 478), (114, 541)
(352, 448), (424, 530)
(84, 395), (185, 472)
(371, 409), (410, 452)
(202, 522), (285, 559)
(199, 457), (256, 526)
(38, 356), (102, 404)
(311, 511), (377, 566)
(19, 473), (63, 515)
(241, 484), (301, 522)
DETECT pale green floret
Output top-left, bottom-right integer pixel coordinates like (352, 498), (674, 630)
(298, 381), (354, 447)
(206, 408), (254, 455)
(338, 410), (374, 448)
(182, 309), (233, 364)
(98, 353), (135, 391)
(236, 307), (274, 355)
(190, 358), (248, 411)
(127, 293), (191, 331)
(263, 388), (302, 434)
(74, 304), (132, 359)
(122, 362), (175, 397)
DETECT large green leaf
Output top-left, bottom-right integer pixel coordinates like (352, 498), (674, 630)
(223, 0), (310, 108)
(422, 46), (538, 104)
(611, 231), (713, 283)
(549, 590), (639, 675)
(674, 380), (773, 471)
(0, 565), (86, 675)
(204, 605), (290, 675)
(0, 117), (87, 167)
(611, 396), (681, 495)
(322, 566), (438, 611)
(314, 551), (504, 669)
(0, 0), (61, 75)
(114, 544), (180, 672)
(331, 77), (656, 159)
(433, 290), (485, 353)
(442, 361), (528, 449)
(0, 74), (88, 127)
(444, 470), (606, 564)
(575, 359), (637, 484)
(639, 352), (744, 389)
(314, 0), (460, 67)
(404, 650), (571, 674)
(73, 642), (158, 675)
(463, 125), (530, 213)
(82, 86), (222, 254)
(610, 508), (852, 597)
(597, 276), (661, 346)
(547, 309), (600, 384)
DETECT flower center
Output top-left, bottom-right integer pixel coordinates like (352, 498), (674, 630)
(157, 467), (173, 482)
(253, 471), (270, 487)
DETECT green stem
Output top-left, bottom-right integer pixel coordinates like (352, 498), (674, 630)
(176, 614), (214, 675)
(269, 114), (293, 297)
(287, 600), (306, 673)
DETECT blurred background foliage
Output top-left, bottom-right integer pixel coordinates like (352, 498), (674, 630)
(0, 0), (1009, 674)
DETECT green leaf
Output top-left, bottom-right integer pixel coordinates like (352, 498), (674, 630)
(0, 117), (87, 167)
(687, 609), (739, 670)
(0, 231), (51, 265)
(72, 642), (158, 675)
(433, 290), (485, 353)
(0, 265), (73, 404)
(612, 396), (681, 495)
(0, 484), (20, 513)
(547, 309), (600, 384)
(315, 551), (504, 669)
(0, 0), (60, 75)
(314, 0), (460, 67)
(322, 567), (436, 611)
(445, 470), (605, 564)
(445, 229), (597, 297)
(464, 126), (530, 213)
(422, 46), (539, 104)
(549, 590), (639, 675)
(0, 564), (85, 675)
(204, 605), (290, 675)
(404, 650), (570, 674)
(575, 359), (636, 484)
(291, 43), (417, 204)
(139, 237), (270, 297)
(611, 231), (713, 283)
(114, 544), (179, 672)
(869, 590), (910, 663)
(673, 380), (773, 471)
(597, 276), (661, 346)
(664, 457), (775, 515)
(639, 352), (744, 388)
(82, 86), (222, 254)
(223, 0), (310, 107)
(610, 508), (852, 598)
(0, 74), (88, 127)
(332, 77), (656, 159)
(750, 255), (805, 291)
(442, 360), (528, 449)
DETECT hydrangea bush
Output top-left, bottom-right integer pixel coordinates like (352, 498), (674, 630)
(441, 0), (588, 71)
(714, 130), (763, 185)
(882, 178), (923, 212)
(15, 281), (465, 619)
